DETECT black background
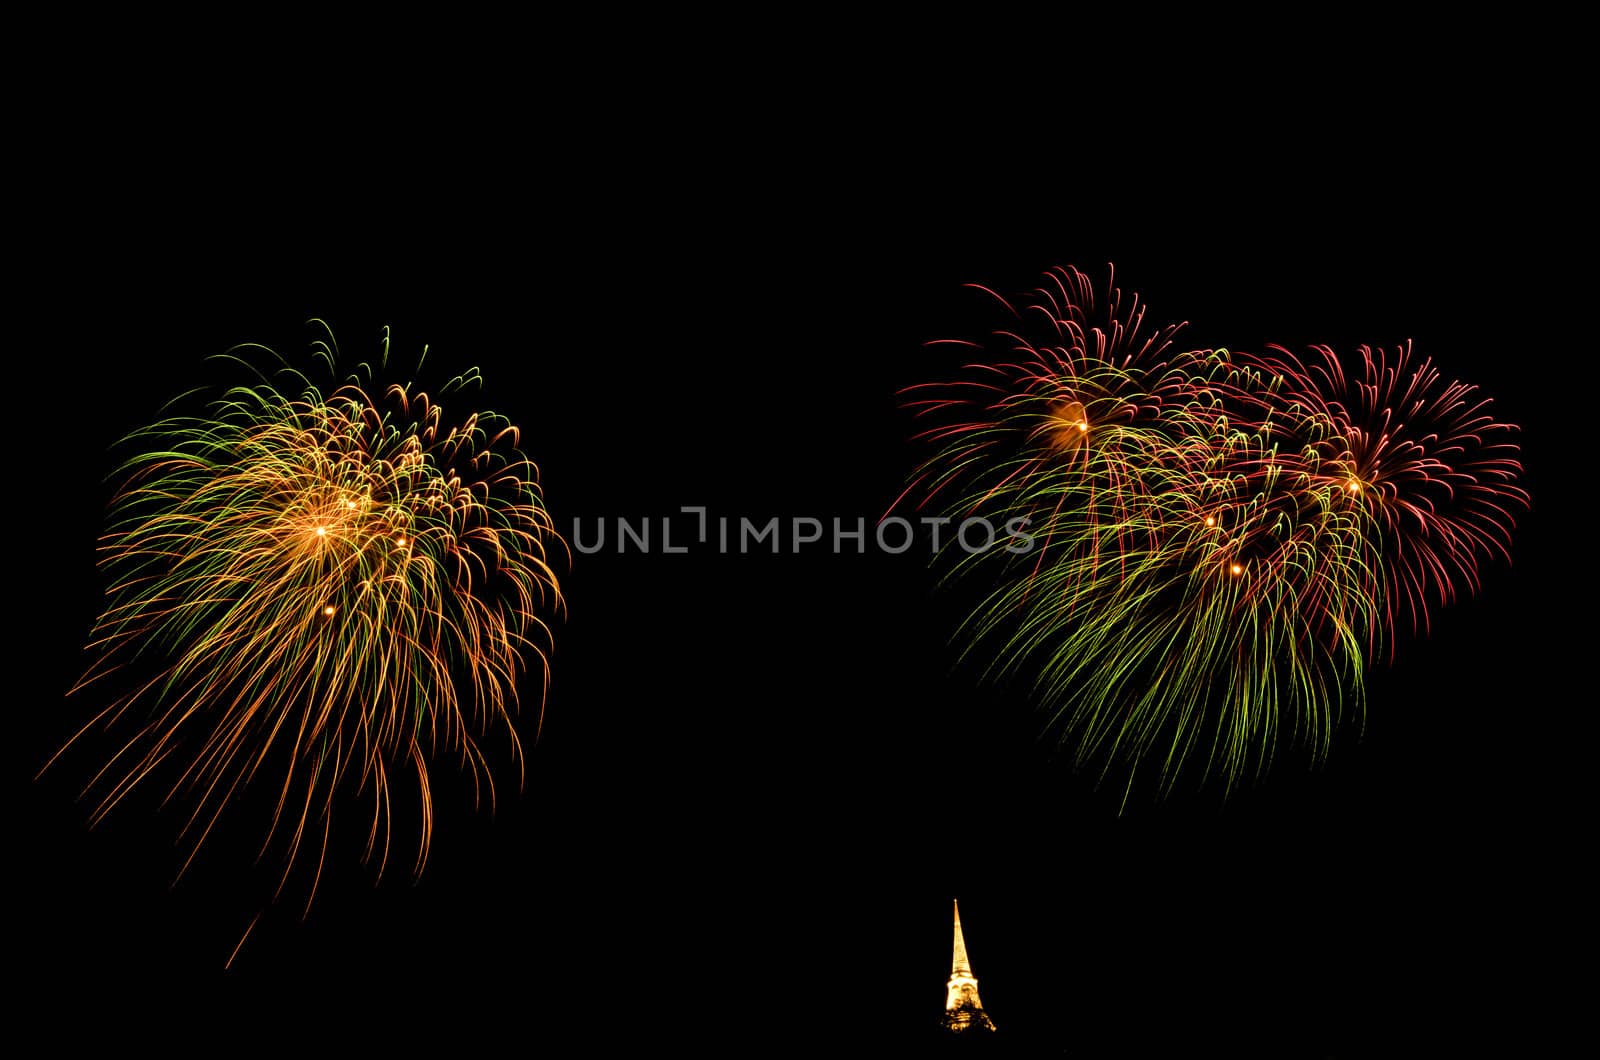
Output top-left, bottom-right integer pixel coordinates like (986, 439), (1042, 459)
(15, 57), (1579, 1055)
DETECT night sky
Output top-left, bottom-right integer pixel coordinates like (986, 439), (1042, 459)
(17, 76), (1577, 1054)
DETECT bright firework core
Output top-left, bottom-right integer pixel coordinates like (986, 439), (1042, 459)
(1045, 399), (1090, 453)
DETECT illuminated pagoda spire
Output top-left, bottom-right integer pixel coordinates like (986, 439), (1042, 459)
(941, 899), (997, 1034)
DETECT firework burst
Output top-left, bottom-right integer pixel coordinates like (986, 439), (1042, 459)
(900, 266), (1199, 576)
(1244, 342), (1528, 646)
(50, 322), (564, 915)
(903, 267), (1524, 795)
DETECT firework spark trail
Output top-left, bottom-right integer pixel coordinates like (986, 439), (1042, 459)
(48, 322), (564, 917)
(903, 267), (1525, 796)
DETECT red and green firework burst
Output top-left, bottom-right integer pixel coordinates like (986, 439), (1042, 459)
(903, 266), (1525, 796)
